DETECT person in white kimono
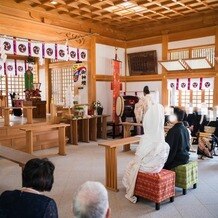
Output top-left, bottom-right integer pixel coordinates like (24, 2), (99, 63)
(134, 86), (153, 124)
(122, 103), (170, 203)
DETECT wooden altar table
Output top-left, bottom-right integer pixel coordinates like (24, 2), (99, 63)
(0, 106), (36, 126)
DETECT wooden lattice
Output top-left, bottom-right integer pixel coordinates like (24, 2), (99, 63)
(13, 0), (218, 30)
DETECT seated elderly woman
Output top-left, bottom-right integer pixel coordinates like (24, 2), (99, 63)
(73, 181), (110, 218)
(0, 158), (58, 218)
(122, 103), (170, 203)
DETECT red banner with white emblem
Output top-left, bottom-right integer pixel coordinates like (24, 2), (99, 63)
(112, 59), (121, 123)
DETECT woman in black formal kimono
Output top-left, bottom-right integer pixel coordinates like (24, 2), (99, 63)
(0, 158), (58, 218)
(164, 107), (190, 170)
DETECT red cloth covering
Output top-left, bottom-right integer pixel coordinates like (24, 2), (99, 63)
(134, 169), (175, 203)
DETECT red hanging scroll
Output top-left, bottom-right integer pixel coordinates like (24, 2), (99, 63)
(112, 59), (121, 124)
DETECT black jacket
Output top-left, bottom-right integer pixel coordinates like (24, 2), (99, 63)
(164, 122), (190, 170)
(0, 190), (58, 218)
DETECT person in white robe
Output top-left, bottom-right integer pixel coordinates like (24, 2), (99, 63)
(122, 103), (170, 203)
(134, 86), (153, 124)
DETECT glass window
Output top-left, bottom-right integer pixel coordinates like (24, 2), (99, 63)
(7, 75), (26, 107)
(204, 89), (213, 107)
(180, 90), (190, 107)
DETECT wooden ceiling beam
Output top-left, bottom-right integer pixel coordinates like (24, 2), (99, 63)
(0, 1), (126, 40)
(124, 10), (218, 40)
(2, 0), (218, 42)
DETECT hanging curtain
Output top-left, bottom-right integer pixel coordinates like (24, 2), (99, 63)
(201, 78), (214, 90)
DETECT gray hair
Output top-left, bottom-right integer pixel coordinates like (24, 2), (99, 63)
(73, 181), (109, 218)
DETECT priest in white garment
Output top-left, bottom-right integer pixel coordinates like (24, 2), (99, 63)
(122, 103), (170, 203)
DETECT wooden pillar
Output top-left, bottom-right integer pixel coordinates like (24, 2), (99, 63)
(105, 147), (118, 192)
(88, 36), (96, 106)
(214, 26), (218, 106)
(161, 33), (169, 107)
(3, 108), (10, 126)
(26, 130), (34, 154)
(45, 59), (51, 113)
(35, 58), (39, 83)
(124, 48), (127, 91)
(58, 126), (66, 156)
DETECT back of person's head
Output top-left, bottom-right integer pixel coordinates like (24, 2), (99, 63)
(183, 121), (189, 128)
(22, 158), (55, 192)
(174, 107), (185, 122)
(73, 181), (110, 218)
(143, 86), (150, 95)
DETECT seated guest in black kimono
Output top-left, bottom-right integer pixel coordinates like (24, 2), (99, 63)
(207, 119), (218, 152)
(164, 107), (190, 170)
(186, 107), (207, 137)
(0, 158), (58, 218)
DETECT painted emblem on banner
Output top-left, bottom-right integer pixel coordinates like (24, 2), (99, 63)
(18, 44), (27, 53)
(7, 65), (13, 71)
(18, 66), (23, 72)
(46, 48), (53, 56)
(205, 82), (210, 88)
(70, 51), (76, 59)
(3, 41), (11, 51)
(73, 66), (86, 82)
(181, 82), (186, 88)
(192, 82), (198, 88)
(72, 64), (87, 87)
(59, 49), (65, 57)
(80, 51), (86, 59)
(33, 46), (40, 55)
(170, 83), (174, 88)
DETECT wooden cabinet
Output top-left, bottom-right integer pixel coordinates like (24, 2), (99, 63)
(23, 101), (46, 118)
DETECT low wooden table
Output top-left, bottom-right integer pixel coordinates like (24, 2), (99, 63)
(99, 136), (140, 192)
(67, 115), (109, 145)
(20, 123), (70, 155)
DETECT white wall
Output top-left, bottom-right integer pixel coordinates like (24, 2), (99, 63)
(96, 81), (113, 120)
(124, 81), (162, 103)
(39, 68), (46, 101)
(169, 36), (215, 49)
(95, 36), (215, 112)
(96, 44), (125, 76)
(126, 44), (162, 74)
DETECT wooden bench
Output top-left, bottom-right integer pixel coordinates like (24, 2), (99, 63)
(99, 136), (140, 192)
(20, 123), (70, 155)
(0, 145), (35, 168)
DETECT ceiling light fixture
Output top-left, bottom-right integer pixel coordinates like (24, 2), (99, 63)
(50, 0), (58, 5)
(159, 60), (186, 71)
(159, 57), (213, 71)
